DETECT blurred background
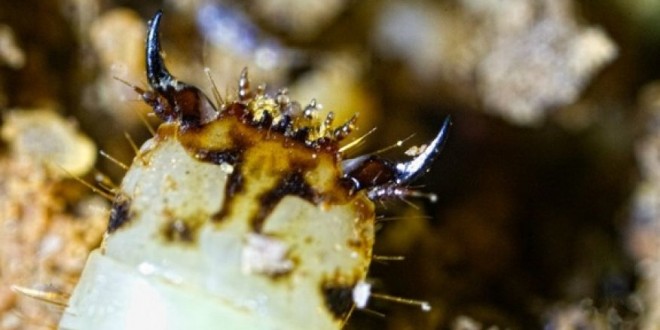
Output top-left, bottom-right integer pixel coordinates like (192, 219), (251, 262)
(2, 0), (660, 329)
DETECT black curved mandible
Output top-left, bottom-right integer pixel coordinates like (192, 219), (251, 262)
(146, 10), (174, 90)
(393, 116), (451, 184)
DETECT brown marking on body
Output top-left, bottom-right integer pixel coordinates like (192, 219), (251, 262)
(175, 111), (361, 231)
(254, 170), (318, 231)
(321, 280), (357, 321)
(160, 209), (205, 244)
(107, 196), (132, 233)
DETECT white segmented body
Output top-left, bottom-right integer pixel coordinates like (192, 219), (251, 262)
(59, 11), (449, 330)
(60, 134), (374, 329)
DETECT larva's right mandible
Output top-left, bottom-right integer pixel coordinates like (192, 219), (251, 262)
(59, 10), (449, 330)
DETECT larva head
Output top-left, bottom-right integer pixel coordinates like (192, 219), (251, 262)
(61, 11), (449, 330)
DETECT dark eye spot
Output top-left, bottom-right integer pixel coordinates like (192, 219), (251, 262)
(162, 219), (193, 243)
(196, 149), (243, 165)
(160, 211), (205, 244)
(321, 282), (355, 320)
(226, 170), (244, 197)
(107, 196), (132, 233)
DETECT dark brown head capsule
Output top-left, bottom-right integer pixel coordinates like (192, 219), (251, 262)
(144, 10), (451, 202)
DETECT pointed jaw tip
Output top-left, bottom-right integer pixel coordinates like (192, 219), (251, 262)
(394, 116), (451, 185)
(146, 10), (173, 91)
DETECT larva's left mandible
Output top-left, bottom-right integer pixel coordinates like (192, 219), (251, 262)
(59, 10), (449, 330)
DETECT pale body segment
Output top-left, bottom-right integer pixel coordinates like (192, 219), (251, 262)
(59, 11), (449, 330)
(60, 126), (374, 330)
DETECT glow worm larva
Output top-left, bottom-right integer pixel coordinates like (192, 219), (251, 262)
(59, 11), (450, 330)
